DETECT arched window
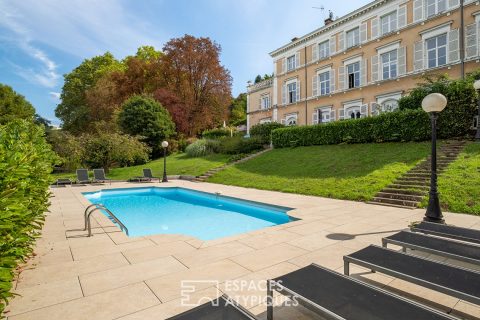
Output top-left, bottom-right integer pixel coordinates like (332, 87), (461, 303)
(381, 99), (399, 112)
(286, 115), (297, 126)
(346, 106), (362, 119)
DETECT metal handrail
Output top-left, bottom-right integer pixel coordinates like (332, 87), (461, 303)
(83, 203), (129, 237)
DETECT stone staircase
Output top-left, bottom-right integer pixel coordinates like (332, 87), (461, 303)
(193, 148), (272, 182)
(367, 140), (466, 209)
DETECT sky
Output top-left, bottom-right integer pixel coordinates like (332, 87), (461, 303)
(0, 0), (371, 126)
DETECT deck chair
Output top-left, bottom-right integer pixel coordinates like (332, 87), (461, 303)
(55, 178), (72, 186)
(268, 264), (456, 320)
(76, 169), (91, 184)
(166, 295), (258, 320)
(143, 168), (159, 181)
(93, 169), (112, 184)
(412, 221), (480, 245)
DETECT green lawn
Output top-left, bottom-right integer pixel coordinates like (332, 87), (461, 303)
(52, 153), (230, 180)
(208, 142), (431, 201)
(432, 142), (480, 215)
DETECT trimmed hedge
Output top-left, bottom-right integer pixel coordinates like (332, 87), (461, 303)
(272, 109), (435, 148)
(249, 122), (285, 144)
(202, 128), (233, 139)
(0, 120), (57, 314)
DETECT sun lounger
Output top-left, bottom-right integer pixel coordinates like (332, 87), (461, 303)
(267, 264), (455, 320)
(412, 221), (480, 245)
(166, 295), (258, 320)
(55, 178), (72, 186)
(93, 168), (112, 184)
(76, 169), (91, 184)
(130, 168), (157, 182)
(344, 245), (480, 305)
(383, 231), (480, 266)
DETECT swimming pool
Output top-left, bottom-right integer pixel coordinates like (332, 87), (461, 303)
(83, 187), (295, 240)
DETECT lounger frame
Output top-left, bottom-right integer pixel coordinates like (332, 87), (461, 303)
(411, 222), (480, 245)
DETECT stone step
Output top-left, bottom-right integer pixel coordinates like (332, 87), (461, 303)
(403, 173), (431, 178)
(389, 182), (429, 189)
(366, 201), (417, 210)
(376, 192), (423, 202)
(371, 197), (418, 207)
(396, 177), (429, 183)
(382, 188), (427, 196)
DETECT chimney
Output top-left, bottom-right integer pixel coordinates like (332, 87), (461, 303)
(324, 10), (334, 25)
(291, 37), (298, 42)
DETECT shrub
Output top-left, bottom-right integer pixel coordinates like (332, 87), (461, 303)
(250, 122), (285, 144)
(202, 128), (233, 139)
(47, 130), (83, 171)
(272, 109), (433, 148)
(219, 136), (264, 154)
(0, 120), (57, 313)
(185, 139), (220, 157)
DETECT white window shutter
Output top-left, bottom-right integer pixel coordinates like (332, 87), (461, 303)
(449, 29), (460, 63)
(282, 84), (286, 105)
(339, 109), (345, 120)
(370, 102), (381, 116)
(448, 0), (459, 8)
(371, 17), (379, 39)
(312, 111), (318, 125)
(330, 36), (336, 54)
(330, 69), (336, 92)
(413, 0), (424, 22)
(312, 75), (318, 97)
(361, 59), (367, 86)
(360, 104), (368, 117)
(295, 52), (300, 69)
(360, 22), (367, 43)
(338, 66), (345, 91)
(414, 40), (424, 71)
(398, 6), (407, 29)
(296, 81), (301, 102)
(312, 44), (318, 62)
(398, 46), (406, 76)
(465, 23), (478, 58)
(330, 110), (336, 121)
(338, 32), (345, 51)
(282, 58), (287, 74)
(371, 55), (379, 82)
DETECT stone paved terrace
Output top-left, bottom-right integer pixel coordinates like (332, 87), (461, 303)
(5, 181), (480, 320)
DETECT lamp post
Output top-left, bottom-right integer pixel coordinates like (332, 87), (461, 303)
(474, 80), (480, 141)
(422, 93), (447, 223)
(161, 141), (169, 183)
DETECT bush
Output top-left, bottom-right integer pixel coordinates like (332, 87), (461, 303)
(202, 128), (233, 139)
(47, 130), (83, 171)
(272, 109), (433, 148)
(0, 120), (57, 313)
(250, 122), (285, 144)
(185, 139), (220, 157)
(219, 136), (264, 154)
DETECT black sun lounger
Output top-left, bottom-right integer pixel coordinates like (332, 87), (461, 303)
(166, 295), (258, 320)
(344, 245), (480, 305)
(412, 221), (480, 245)
(76, 168), (91, 184)
(267, 264), (456, 320)
(93, 168), (112, 184)
(383, 231), (480, 266)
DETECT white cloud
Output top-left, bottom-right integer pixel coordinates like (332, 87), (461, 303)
(49, 91), (61, 100)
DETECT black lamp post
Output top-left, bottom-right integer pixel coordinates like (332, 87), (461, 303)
(474, 80), (480, 141)
(422, 93), (447, 224)
(161, 141), (169, 183)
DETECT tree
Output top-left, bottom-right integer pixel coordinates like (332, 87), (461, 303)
(55, 52), (123, 134)
(152, 88), (190, 135)
(117, 95), (175, 156)
(229, 93), (247, 126)
(162, 35), (232, 136)
(0, 84), (35, 124)
(254, 75), (262, 84)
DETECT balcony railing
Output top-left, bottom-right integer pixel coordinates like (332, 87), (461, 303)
(248, 78), (273, 93)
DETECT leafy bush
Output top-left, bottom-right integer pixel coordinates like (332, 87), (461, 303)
(219, 136), (264, 154)
(185, 139), (220, 157)
(250, 122), (285, 144)
(202, 128), (233, 139)
(47, 130), (83, 171)
(272, 109), (433, 148)
(398, 74), (477, 138)
(0, 120), (57, 313)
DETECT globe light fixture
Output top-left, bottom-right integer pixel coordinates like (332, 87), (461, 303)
(422, 93), (447, 224)
(161, 141), (169, 183)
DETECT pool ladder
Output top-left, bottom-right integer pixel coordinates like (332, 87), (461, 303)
(84, 204), (129, 237)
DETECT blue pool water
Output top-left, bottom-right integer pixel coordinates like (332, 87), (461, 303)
(83, 187), (294, 240)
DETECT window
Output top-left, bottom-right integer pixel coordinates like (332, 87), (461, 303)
(286, 114), (297, 126)
(261, 95), (270, 109)
(287, 82), (297, 104)
(426, 33), (447, 68)
(381, 50), (397, 80)
(426, 0), (447, 18)
(319, 41), (330, 59)
(287, 55), (296, 71)
(346, 106), (362, 119)
(318, 108), (332, 123)
(381, 11), (397, 35)
(259, 118), (271, 124)
(346, 28), (360, 48)
(319, 71), (330, 95)
(381, 99), (399, 112)
(347, 62), (360, 89)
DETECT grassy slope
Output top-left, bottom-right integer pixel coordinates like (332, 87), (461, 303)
(53, 153), (230, 180)
(433, 143), (480, 215)
(208, 142), (431, 201)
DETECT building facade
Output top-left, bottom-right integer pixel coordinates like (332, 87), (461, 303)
(247, 0), (480, 132)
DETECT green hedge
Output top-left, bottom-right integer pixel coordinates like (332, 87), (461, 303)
(272, 109), (437, 148)
(202, 128), (233, 139)
(0, 120), (56, 314)
(249, 122), (285, 144)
